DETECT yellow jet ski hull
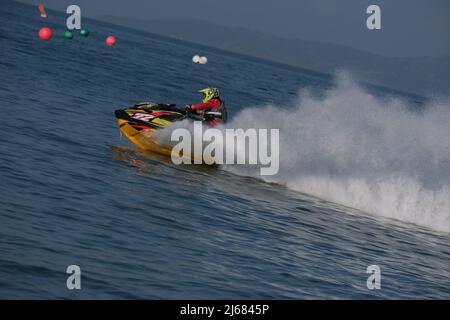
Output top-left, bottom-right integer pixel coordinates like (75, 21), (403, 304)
(115, 104), (213, 164)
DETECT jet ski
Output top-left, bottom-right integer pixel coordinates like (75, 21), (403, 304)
(114, 102), (221, 158)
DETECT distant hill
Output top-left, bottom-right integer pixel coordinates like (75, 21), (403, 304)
(96, 16), (449, 97)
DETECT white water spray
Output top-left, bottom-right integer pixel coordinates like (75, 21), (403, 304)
(224, 73), (450, 233)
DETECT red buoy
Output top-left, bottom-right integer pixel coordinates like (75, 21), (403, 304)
(38, 27), (53, 41)
(106, 36), (116, 46)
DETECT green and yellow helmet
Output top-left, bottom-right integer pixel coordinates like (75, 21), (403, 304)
(198, 87), (220, 103)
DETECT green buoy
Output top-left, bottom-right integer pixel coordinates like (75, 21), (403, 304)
(80, 29), (90, 37)
(63, 30), (73, 39)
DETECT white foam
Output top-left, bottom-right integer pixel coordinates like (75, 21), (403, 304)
(223, 73), (450, 233)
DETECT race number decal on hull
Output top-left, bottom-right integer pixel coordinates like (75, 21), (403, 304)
(132, 113), (155, 122)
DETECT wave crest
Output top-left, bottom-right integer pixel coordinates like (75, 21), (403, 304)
(224, 73), (450, 233)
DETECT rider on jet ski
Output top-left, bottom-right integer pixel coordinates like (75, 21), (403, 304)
(185, 87), (227, 126)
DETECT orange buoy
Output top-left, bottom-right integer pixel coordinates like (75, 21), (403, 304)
(38, 3), (47, 18)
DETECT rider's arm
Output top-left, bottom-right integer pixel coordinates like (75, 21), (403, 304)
(190, 99), (221, 111)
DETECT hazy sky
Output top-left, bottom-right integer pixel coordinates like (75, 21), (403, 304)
(19, 0), (450, 57)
